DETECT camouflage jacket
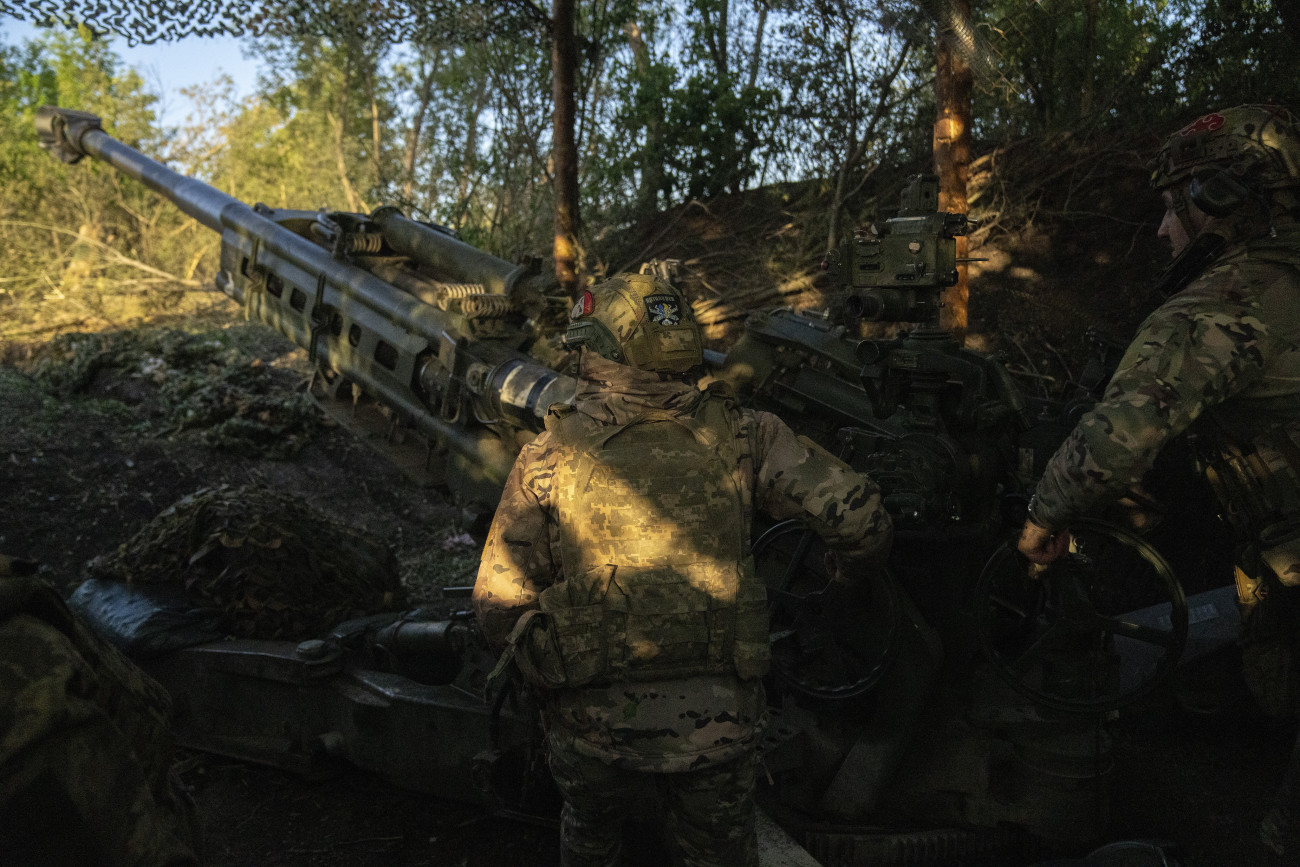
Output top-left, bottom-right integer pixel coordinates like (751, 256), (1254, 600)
(473, 353), (891, 771)
(0, 573), (201, 865)
(1031, 222), (1300, 546)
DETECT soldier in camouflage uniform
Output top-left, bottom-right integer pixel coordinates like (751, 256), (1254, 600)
(473, 273), (892, 867)
(1016, 104), (1300, 854)
(0, 555), (202, 865)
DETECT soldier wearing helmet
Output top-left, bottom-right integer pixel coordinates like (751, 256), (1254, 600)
(473, 272), (892, 866)
(1017, 105), (1300, 855)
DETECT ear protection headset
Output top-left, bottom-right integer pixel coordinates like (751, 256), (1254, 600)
(563, 314), (627, 363)
(1188, 169), (1258, 217)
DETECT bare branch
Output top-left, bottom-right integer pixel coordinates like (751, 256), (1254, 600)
(0, 221), (205, 287)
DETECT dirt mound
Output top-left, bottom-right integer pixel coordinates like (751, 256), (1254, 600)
(86, 484), (405, 640)
(603, 123), (1172, 401)
(597, 183), (840, 347)
(22, 325), (323, 459)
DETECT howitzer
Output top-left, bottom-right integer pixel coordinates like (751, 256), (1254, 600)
(37, 105), (575, 521)
(40, 111), (1232, 863)
(722, 176), (1035, 534)
(716, 176), (1214, 852)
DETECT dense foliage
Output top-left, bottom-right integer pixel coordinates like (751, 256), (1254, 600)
(0, 28), (226, 339)
(0, 1), (1296, 341)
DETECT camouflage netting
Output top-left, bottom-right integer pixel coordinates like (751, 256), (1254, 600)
(86, 485), (405, 640)
(24, 327), (323, 458)
(0, 0), (544, 43)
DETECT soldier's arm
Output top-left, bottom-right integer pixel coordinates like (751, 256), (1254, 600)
(750, 410), (893, 566)
(472, 436), (557, 649)
(1030, 285), (1291, 532)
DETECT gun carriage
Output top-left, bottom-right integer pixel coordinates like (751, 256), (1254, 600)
(37, 107), (1234, 865)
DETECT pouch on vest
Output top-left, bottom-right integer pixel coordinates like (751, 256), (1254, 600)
(1198, 418), (1300, 541)
(538, 565), (616, 686)
(495, 609), (571, 690)
(732, 577), (770, 680)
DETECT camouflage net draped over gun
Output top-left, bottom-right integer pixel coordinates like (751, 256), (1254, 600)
(0, 0), (545, 44)
(86, 485), (405, 640)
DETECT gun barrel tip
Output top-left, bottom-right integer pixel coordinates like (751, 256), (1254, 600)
(35, 106), (103, 165)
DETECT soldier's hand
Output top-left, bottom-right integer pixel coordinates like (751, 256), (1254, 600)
(824, 551), (851, 585)
(824, 550), (880, 585)
(1018, 519), (1070, 568)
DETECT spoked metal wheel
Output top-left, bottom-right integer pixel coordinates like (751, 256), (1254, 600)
(752, 520), (901, 701)
(975, 518), (1188, 714)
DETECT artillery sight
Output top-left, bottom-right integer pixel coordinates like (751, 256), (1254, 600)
(826, 174), (975, 324)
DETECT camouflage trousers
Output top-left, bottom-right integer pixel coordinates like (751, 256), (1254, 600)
(547, 744), (759, 867)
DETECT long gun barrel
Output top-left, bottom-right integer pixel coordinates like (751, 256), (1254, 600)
(36, 106), (575, 511)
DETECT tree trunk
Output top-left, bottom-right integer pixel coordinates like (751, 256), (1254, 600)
(825, 17), (859, 253)
(456, 77), (489, 227)
(746, 0), (767, 92)
(624, 22), (666, 216)
(552, 0), (580, 296)
(934, 0), (973, 341)
(700, 0), (730, 81)
(827, 157), (852, 254)
(1081, 0), (1098, 117)
(330, 55), (364, 214)
(327, 110), (364, 214)
(367, 68), (383, 191)
(403, 52), (439, 202)
(718, 0), (730, 81)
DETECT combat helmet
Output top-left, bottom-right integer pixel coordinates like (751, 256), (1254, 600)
(1151, 104), (1300, 216)
(564, 273), (703, 374)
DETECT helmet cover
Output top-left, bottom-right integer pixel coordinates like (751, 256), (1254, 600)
(1151, 104), (1300, 191)
(564, 273), (703, 374)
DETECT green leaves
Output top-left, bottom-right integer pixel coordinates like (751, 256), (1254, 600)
(664, 74), (776, 199)
(4, 0), (1298, 316)
(0, 25), (213, 341)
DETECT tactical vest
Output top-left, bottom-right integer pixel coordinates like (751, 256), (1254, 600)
(1194, 234), (1300, 585)
(526, 393), (770, 688)
(1198, 415), (1300, 585)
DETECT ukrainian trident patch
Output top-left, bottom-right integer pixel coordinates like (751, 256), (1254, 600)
(644, 294), (682, 325)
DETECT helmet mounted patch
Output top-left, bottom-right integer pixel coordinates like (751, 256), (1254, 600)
(570, 290), (594, 320)
(644, 294), (682, 326)
(1180, 112), (1226, 137)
